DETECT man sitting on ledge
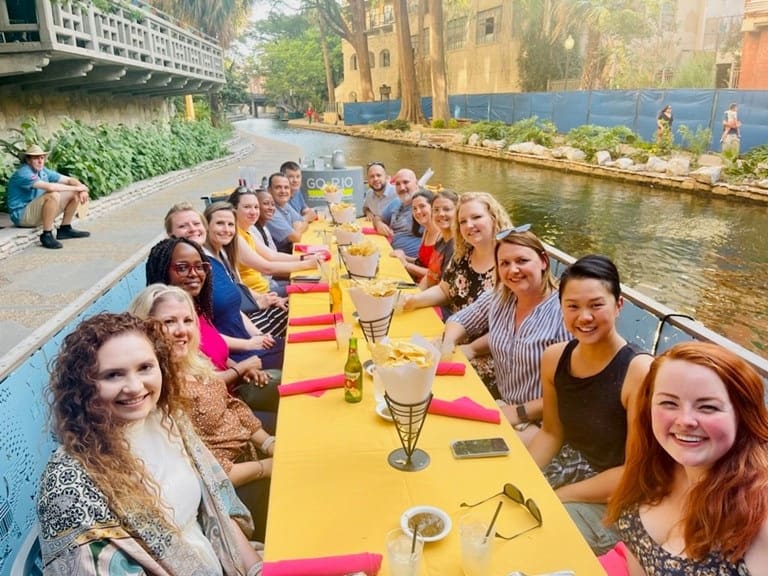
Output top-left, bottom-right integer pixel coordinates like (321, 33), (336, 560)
(7, 144), (90, 249)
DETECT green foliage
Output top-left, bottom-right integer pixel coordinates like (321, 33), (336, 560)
(431, 119), (446, 129)
(565, 124), (638, 161)
(507, 117), (557, 147)
(374, 119), (410, 132)
(461, 121), (507, 142)
(0, 117), (229, 211)
(726, 144), (768, 179)
(448, 119), (459, 129)
(676, 125), (712, 157)
(668, 53), (716, 88)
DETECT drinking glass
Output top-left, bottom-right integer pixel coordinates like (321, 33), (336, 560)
(459, 514), (493, 576)
(385, 528), (422, 576)
(335, 322), (352, 352)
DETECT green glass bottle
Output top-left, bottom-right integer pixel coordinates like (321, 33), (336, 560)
(344, 336), (363, 403)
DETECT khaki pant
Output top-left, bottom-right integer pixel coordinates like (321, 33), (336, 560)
(17, 193), (65, 228)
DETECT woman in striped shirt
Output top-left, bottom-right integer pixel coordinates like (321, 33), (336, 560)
(442, 225), (570, 445)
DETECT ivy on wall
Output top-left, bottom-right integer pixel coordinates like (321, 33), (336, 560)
(0, 118), (230, 212)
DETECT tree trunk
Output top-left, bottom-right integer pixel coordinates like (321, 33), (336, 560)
(428, 0), (448, 123)
(318, 17), (336, 108)
(208, 90), (222, 127)
(580, 27), (602, 90)
(394, 0), (425, 124)
(348, 0), (374, 101)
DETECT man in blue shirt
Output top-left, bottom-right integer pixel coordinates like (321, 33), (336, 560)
(362, 161), (396, 220)
(7, 144), (90, 249)
(372, 168), (421, 258)
(265, 172), (308, 253)
(280, 160), (316, 223)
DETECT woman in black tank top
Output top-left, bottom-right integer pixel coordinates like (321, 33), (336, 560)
(526, 255), (653, 554)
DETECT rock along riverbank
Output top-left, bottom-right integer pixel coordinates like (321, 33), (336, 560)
(291, 120), (768, 205)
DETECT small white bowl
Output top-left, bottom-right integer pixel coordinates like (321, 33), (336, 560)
(400, 505), (452, 542)
(375, 401), (393, 422)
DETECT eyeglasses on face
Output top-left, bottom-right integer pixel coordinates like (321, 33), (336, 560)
(460, 483), (542, 540)
(366, 161), (385, 169)
(495, 224), (532, 241)
(170, 261), (211, 276)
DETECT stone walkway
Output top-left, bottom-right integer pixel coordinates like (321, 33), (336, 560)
(0, 129), (301, 361)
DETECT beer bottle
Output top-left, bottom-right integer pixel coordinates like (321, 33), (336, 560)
(329, 267), (343, 314)
(344, 337), (363, 403)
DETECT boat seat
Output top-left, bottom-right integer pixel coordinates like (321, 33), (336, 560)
(10, 526), (42, 576)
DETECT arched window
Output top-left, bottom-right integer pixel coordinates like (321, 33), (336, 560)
(350, 54), (358, 71)
(380, 49), (390, 68)
(369, 51), (375, 68)
(349, 92), (358, 102)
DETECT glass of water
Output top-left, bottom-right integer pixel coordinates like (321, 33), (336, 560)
(385, 528), (423, 576)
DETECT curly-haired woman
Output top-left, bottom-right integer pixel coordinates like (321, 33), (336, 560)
(606, 342), (768, 575)
(36, 312), (262, 575)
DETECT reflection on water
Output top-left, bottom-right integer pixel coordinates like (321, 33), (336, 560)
(239, 119), (768, 357)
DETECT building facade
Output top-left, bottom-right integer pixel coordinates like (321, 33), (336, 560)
(739, 0), (768, 88)
(335, 0), (524, 103)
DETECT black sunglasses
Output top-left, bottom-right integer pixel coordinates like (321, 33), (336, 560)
(460, 483), (542, 540)
(495, 224), (532, 241)
(366, 161), (386, 169)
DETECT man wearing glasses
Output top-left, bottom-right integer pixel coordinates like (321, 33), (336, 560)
(362, 161), (395, 221)
(372, 168), (421, 259)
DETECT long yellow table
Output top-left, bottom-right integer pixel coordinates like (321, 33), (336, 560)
(265, 222), (603, 575)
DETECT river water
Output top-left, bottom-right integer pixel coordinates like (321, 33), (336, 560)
(238, 119), (768, 358)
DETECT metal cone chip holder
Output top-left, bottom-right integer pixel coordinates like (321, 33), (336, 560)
(338, 245), (379, 280)
(359, 312), (394, 343)
(384, 392), (433, 471)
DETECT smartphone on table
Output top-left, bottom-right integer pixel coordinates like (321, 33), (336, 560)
(450, 437), (510, 459)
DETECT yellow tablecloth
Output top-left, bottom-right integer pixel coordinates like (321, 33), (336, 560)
(265, 221), (603, 575)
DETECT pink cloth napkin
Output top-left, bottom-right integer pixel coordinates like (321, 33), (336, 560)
(289, 313), (343, 326)
(361, 227), (378, 235)
(436, 362), (466, 376)
(428, 396), (501, 424)
(278, 373), (346, 397)
(262, 552), (382, 576)
(293, 244), (331, 261)
(598, 542), (629, 576)
(286, 283), (329, 294)
(287, 326), (337, 344)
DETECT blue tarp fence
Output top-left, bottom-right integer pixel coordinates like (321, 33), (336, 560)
(343, 89), (768, 154)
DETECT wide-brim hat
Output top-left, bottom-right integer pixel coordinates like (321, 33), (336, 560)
(22, 144), (48, 158)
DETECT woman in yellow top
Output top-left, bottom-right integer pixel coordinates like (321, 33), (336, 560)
(229, 186), (323, 297)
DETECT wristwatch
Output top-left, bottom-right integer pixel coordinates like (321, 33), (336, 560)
(516, 403), (529, 423)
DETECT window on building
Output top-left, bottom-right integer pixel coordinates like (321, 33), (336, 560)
(380, 49), (391, 67)
(369, 3), (394, 29)
(447, 17), (467, 50)
(350, 54), (358, 71)
(369, 51), (375, 68)
(476, 6), (502, 45)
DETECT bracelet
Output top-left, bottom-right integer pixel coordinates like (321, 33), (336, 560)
(230, 366), (241, 378)
(300, 254), (306, 261)
(261, 435), (276, 454)
(256, 460), (264, 479)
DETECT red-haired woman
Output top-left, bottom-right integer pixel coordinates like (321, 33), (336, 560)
(606, 342), (768, 575)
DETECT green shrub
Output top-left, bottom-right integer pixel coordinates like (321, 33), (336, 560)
(0, 117), (230, 211)
(677, 124), (712, 158)
(431, 119), (446, 129)
(565, 125), (639, 161)
(447, 118), (459, 129)
(461, 120), (508, 143)
(507, 117), (557, 147)
(373, 119), (411, 132)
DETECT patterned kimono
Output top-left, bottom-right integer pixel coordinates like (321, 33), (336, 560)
(37, 414), (259, 575)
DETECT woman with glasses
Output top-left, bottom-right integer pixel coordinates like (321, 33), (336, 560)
(36, 312), (262, 574)
(130, 285), (275, 541)
(229, 186), (322, 297)
(391, 189), (438, 281)
(442, 226), (570, 445)
(145, 235), (281, 414)
(527, 255), (652, 554)
(606, 342), (768, 575)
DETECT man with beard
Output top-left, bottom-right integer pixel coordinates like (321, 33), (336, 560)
(362, 161), (395, 222)
(372, 168), (421, 259)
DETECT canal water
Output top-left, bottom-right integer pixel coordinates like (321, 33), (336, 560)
(238, 119), (768, 358)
